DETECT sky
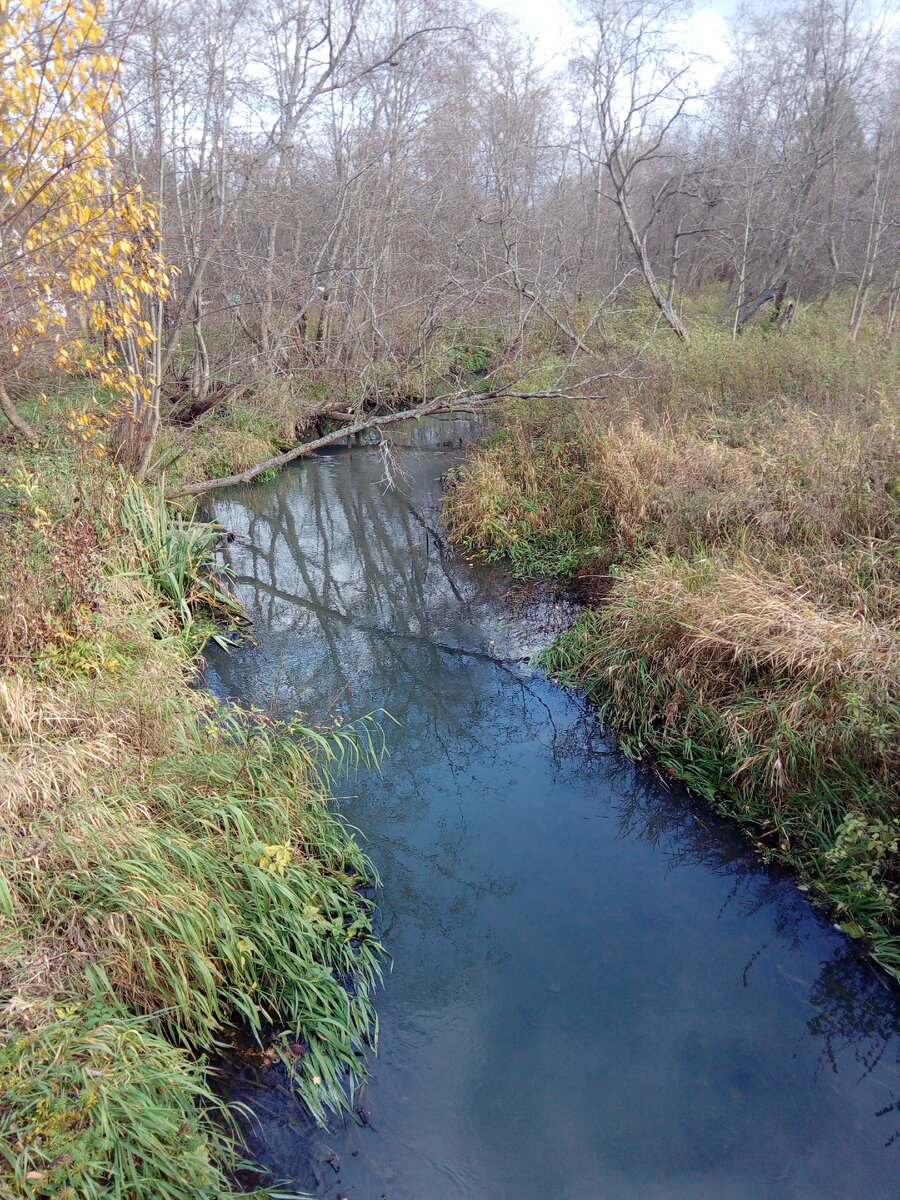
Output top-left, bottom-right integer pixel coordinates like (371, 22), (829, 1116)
(492, 0), (739, 80)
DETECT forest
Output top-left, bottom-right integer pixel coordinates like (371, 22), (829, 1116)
(0, 0), (898, 1194)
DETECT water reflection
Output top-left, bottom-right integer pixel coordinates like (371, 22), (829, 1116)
(205, 422), (900, 1200)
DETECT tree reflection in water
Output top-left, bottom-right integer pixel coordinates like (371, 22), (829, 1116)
(204, 421), (900, 1200)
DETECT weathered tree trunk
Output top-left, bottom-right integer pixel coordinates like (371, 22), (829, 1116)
(293, 306), (310, 362)
(733, 272), (791, 329)
(732, 177), (755, 342)
(616, 196), (690, 342)
(0, 380), (39, 445)
(886, 266), (900, 337)
(189, 294), (210, 403)
(164, 380), (611, 500)
(849, 136), (891, 342)
(666, 221), (684, 308)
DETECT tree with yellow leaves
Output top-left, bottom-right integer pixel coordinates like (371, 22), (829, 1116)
(0, 0), (169, 474)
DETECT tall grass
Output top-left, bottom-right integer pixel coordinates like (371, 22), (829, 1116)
(0, 455), (385, 1195)
(448, 404), (898, 602)
(446, 312), (900, 980)
(120, 477), (243, 632)
(0, 1005), (242, 1199)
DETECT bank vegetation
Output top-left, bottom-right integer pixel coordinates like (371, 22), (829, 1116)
(0, 425), (384, 1195)
(446, 306), (900, 980)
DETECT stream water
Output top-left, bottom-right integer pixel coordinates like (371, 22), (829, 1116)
(203, 418), (900, 1200)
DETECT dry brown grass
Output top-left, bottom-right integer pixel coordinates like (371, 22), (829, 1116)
(543, 552), (900, 974)
(0, 566), (201, 1009)
(596, 555), (899, 715)
(0, 512), (103, 664)
(449, 322), (900, 976)
(449, 401), (899, 611)
(0, 676), (118, 818)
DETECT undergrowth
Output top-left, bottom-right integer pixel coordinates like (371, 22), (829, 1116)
(445, 314), (900, 981)
(0, 450), (384, 1196)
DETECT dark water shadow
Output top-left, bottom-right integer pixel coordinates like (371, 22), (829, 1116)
(204, 421), (900, 1200)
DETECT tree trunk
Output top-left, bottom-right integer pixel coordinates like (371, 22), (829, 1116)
(886, 267), (900, 337)
(617, 197), (690, 341)
(849, 149), (889, 342)
(189, 294), (210, 403)
(0, 380), (39, 445)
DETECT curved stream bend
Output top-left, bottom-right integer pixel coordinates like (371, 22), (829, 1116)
(204, 417), (900, 1200)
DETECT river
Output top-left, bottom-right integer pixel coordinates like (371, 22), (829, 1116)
(203, 417), (900, 1200)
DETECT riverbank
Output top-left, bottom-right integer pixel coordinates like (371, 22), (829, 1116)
(444, 315), (900, 983)
(201, 419), (900, 1198)
(0, 441), (382, 1196)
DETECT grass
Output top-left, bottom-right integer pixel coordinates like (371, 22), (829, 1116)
(0, 1005), (240, 1199)
(445, 303), (900, 981)
(0, 447), (385, 1196)
(120, 477), (243, 631)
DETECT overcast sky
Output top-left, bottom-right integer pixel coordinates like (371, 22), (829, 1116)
(492, 0), (740, 79)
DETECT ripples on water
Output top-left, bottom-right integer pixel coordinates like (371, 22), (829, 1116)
(204, 418), (900, 1200)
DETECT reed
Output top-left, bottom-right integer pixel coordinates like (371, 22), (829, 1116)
(0, 457), (384, 1196)
(119, 477), (243, 630)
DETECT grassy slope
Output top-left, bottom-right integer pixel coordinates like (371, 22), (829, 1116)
(445, 302), (900, 981)
(0, 431), (383, 1196)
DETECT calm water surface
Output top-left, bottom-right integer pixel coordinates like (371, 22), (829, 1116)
(204, 420), (900, 1200)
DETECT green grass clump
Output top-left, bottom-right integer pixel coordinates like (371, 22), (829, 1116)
(445, 409), (611, 579)
(0, 447), (384, 1195)
(1, 687), (384, 1108)
(120, 478), (242, 632)
(158, 428), (279, 490)
(0, 1005), (242, 1199)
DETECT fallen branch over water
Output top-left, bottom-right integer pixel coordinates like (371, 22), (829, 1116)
(163, 383), (611, 499)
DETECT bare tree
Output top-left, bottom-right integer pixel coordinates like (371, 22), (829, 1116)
(718, 0), (884, 328)
(77, 0), (900, 482)
(849, 87), (899, 338)
(572, 0), (698, 340)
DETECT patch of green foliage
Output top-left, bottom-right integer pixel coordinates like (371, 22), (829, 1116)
(0, 440), (385, 1197)
(120, 477), (243, 636)
(445, 331), (492, 376)
(0, 1004), (250, 1199)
